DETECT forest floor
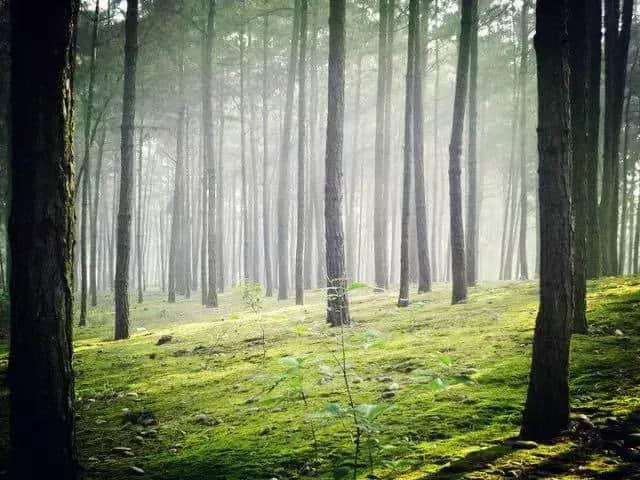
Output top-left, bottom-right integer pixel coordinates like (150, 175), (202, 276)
(1, 277), (640, 479)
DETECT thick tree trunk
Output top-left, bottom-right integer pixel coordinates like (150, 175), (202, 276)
(448, 0), (473, 304)
(115, 0), (138, 340)
(277, 0), (301, 299)
(9, 1), (79, 476)
(325, 0), (350, 326)
(80, 0), (100, 326)
(295, 0), (308, 305)
(568, 0), (589, 333)
(465, 0), (478, 286)
(90, 127), (106, 307)
(521, 0), (573, 441)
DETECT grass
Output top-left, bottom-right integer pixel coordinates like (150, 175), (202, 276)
(0, 276), (639, 479)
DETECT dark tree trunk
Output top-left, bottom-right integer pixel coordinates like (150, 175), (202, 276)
(585, 0), (602, 278)
(521, 0), (574, 441)
(90, 127), (106, 307)
(216, 77), (225, 293)
(115, 0), (138, 340)
(465, 0), (478, 286)
(203, 0), (218, 307)
(568, 0), (589, 333)
(277, 0), (301, 299)
(517, 0), (530, 280)
(295, 0), (308, 305)
(263, 15), (274, 297)
(9, 0), (79, 476)
(431, 0), (441, 281)
(448, 0), (473, 304)
(79, 0), (100, 326)
(374, 0), (390, 290)
(325, 0), (350, 327)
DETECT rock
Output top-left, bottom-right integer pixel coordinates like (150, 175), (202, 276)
(615, 329), (624, 336)
(260, 426), (274, 435)
(377, 375), (393, 383)
(87, 457), (99, 462)
(130, 466), (145, 475)
(351, 377), (362, 384)
(112, 446), (132, 452)
(156, 335), (173, 346)
(134, 436), (144, 443)
(247, 407), (260, 414)
(95, 419), (106, 425)
(245, 396), (260, 404)
(577, 414), (595, 429)
(385, 382), (400, 392)
(148, 353), (157, 360)
(194, 414), (219, 426)
(381, 391), (396, 399)
(126, 392), (139, 398)
(511, 440), (538, 450)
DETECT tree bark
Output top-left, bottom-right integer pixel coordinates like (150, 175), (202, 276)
(115, 0), (138, 340)
(325, 0), (350, 326)
(517, 0), (530, 280)
(262, 15), (274, 297)
(465, 0), (478, 286)
(448, 0), (473, 304)
(9, 0), (79, 475)
(90, 127), (106, 307)
(521, 0), (574, 441)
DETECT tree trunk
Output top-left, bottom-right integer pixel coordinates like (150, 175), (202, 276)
(448, 0), (473, 304)
(262, 15), (274, 297)
(136, 123), (144, 303)
(521, 0), (573, 441)
(277, 0), (301, 299)
(90, 127), (106, 307)
(216, 76), (225, 293)
(465, 0), (478, 286)
(517, 0), (529, 280)
(325, 0), (350, 326)
(115, 0), (138, 340)
(79, 0), (100, 326)
(9, 1), (79, 476)
(239, 23), (249, 282)
(295, 0), (308, 305)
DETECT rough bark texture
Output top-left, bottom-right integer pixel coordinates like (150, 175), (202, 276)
(115, 0), (138, 340)
(263, 15), (274, 297)
(448, 0), (472, 304)
(465, 0), (478, 286)
(295, 0), (308, 305)
(517, 1), (529, 280)
(239, 23), (249, 282)
(9, 0), (79, 476)
(569, 0), (588, 334)
(585, 0), (602, 278)
(277, 0), (300, 299)
(91, 127), (106, 307)
(521, 0), (574, 441)
(325, 0), (350, 327)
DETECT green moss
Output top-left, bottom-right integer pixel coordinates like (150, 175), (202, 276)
(0, 279), (639, 479)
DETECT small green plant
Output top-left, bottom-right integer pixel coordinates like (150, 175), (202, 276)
(347, 281), (368, 291)
(235, 282), (266, 360)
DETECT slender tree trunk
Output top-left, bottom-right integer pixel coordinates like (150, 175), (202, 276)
(619, 66), (637, 272)
(239, 23), (249, 282)
(262, 15), (274, 297)
(431, 0), (440, 281)
(448, 0), (473, 304)
(203, 0), (218, 307)
(521, 0), (573, 441)
(277, 0), (301, 299)
(465, 0), (478, 286)
(136, 123), (144, 303)
(9, 1), (79, 475)
(517, 0), (529, 280)
(183, 110), (192, 298)
(90, 127), (106, 306)
(325, 0), (350, 326)
(295, 0), (308, 305)
(216, 77), (225, 293)
(115, 0), (138, 340)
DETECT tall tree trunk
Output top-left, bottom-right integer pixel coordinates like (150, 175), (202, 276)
(585, 0), (602, 278)
(465, 0), (478, 286)
(517, 0), (529, 280)
(216, 77), (225, 293)
(136, 123), (144, 303)
(79, 0), (100, 326)
(203, 0), (218, 307)
(183, 110), (192, 299)
(374, 0), (389, 290)
(263, 15), (274, 297)
(431, 0), (440, 281)
(448, 0), (473, 304)
(325, 0), (350, 326)
(521, 0), (573, 441)
(239, 22), (249, 282)
(277, 0), (301, 299)
(90, 127), (106, 307)
(115, 0), (138, 340)
(568, 0), (589, 333)
(9, 1), (79, 475)
(295, 0), (308, 305)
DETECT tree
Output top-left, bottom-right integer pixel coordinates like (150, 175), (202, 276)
(90, 127), (106, 307)
(262, 14), (274, 297)
(448, 0), (473, 305)
(465, 0), (478, 286)
(115, 0), (139, 340)
(79, 0), (100, 326)
(9, 0), (79, 476)
(517, 0), (530, 280)
(521, 0), (573, 441)
(277, 0), (301, 300)
(325, 0), (350, 327)
(295, 0), (308, 305)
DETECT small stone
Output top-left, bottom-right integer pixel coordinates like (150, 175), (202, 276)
(381, 391), (396, 399)
(385, 382), (400, 392)
(156, 335), (173, 346)
(615, 329), (624, 336)
(577, 414), (595, 429)
(245, 396), (260, 404)
(87, 457), (99, 462)
(260, 426), (274, 435)
(351, 377), (362, 384)
(148, 353), (157, 360)
(247, 407), (260, 414)
(169, 448), (178, 454)
(95, 419), (106, 425)
(130, 466), (145, 475)
(511, 440), (538, 450)
(134, 436), (144, 443)
(194, 414), (219, 426)
(126, 392), (139, 398)
(377, 375), (393, 383)
(112, 446), (132, 453)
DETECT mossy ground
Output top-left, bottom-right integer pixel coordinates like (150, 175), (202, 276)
(0, 277), (639, 479)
